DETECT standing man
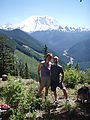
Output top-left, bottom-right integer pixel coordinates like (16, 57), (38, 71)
(37, 53), (52, 98)
(51, 56), (68, 101)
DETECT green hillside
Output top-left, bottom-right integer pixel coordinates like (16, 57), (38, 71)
(0, 29), (43, 53)
(0, 32), (44, 78)
(0, 29), (45, 61)
(14, 49), (43, 78)
(0, 33), (16, 52)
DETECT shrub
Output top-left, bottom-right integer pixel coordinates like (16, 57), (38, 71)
(64, 68), (79, 88)
(4, 77), (26, 109)
(64, 68), (88, 88)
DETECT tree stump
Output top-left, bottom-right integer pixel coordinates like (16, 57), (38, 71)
(2, 75), (8, 81)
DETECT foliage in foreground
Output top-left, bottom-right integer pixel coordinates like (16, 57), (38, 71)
(0, 76), (43, 119)
(0, 75), (90, 120)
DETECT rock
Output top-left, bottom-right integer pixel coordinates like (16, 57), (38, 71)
(77, 86), (89, 103)
(2, 75), (8, 81)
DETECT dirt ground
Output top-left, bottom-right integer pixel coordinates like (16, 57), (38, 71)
(36, 87), (90, 120)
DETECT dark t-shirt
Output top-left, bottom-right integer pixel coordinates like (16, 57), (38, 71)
(51, 64), (64, 82)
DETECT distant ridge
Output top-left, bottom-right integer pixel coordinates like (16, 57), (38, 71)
(0, 29), (43, 53)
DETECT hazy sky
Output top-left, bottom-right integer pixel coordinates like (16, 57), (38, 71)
(0, 0), (90, 28)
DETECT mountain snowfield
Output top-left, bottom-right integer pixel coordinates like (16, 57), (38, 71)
(0, 16), (89, 33)
(0, 16), (59, 32)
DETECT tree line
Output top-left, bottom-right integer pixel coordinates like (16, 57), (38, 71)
(0, 35), (29, 79)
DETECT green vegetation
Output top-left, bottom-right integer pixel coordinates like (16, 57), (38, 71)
(0, 28), (90, 120)
(0, 76), (43, 120)
(0, 75), (90, 120)
(0, 35), (16, 77)
(64, 67), (89, 88)
(0, 29), (43, 53)
(0, 33), (44, 79)
(14, 50), (41, 78)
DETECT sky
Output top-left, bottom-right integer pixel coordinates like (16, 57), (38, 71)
(0, 0), (90, 28)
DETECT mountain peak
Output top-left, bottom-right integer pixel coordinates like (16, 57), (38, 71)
(0, 16), (89, 33)
(19, 15), (59, 32)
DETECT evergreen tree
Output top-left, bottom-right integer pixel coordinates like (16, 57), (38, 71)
(15, 66), (19, 76)
(67, 63), (72, 70)
(43, 44), (48, 59)
(0, 35), (13, 77)
(24, 62), (30, 79)
(19, 61), (25, 78)
(0, 35), (15, 77)
(75, 63), (79, 71)
(0, 35), (6, 76)
(13, 63), (19, 76)
(8, 52), (16, 76)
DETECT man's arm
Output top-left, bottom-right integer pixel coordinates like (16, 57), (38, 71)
(38, 63), (42, 83)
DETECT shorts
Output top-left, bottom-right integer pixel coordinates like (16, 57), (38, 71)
(51, 80), (64, 92)
(41, 76), (51, 88)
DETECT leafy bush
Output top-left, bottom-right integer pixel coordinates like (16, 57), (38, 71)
(86, 68), (90, 84)
(0, 76), (45, 119)
(64, 68), (87, 88)
(78, 71), (87, 84)
(64, 68), (79, 88)
(4, 77), (26, 109)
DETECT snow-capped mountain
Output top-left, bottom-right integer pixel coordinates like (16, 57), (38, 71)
(20, 16), (59, 32)
(0, 16), (59, 32)
(0, 16), (89, 33)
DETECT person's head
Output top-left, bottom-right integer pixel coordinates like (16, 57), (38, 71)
(45, 53), (53, 62)
(53, 56), (59, 64)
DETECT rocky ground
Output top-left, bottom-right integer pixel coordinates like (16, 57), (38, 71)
(36, 88), (90, 120)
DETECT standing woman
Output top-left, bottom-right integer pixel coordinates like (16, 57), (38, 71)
(37, 53), (52, 98)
